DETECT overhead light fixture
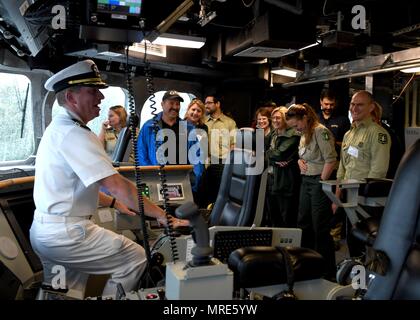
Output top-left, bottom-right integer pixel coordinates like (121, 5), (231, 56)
(129, 42), (167, 57)
(401, 67), (420, 73)
(271, 66), (300, 78)
(298, 40), (321, 52)
(152, 33), (206, 49)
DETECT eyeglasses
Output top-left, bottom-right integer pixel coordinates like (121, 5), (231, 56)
(205, 101), (215, 105)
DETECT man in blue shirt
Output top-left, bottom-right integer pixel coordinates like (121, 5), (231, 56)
(137, 91), (204, 192)
(317, 89), (351, 166)
(317, 89), (350, 250)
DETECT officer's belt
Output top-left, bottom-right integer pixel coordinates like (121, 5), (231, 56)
(34, 211), (92, 223)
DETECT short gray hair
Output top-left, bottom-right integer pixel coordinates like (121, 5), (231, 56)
(55, 86), (82, 107)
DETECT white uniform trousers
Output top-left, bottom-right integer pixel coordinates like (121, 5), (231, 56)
(30, 216), (146, 297)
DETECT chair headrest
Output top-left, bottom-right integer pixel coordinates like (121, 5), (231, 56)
(235, 127), (257, 151)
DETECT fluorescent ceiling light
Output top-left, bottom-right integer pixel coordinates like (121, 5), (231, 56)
(401, 67), (420, 73)
(298, 40), (321, 52)
(98, 51), (123, 57)
(152, 33), (206, 49)
(129, 42), (167, 57)
(271, 67), (300, 78)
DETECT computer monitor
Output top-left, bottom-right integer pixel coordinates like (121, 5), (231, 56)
(86, 0), (144, 30)
(157, 183), (185, 201)
(96, 0), (143, 16)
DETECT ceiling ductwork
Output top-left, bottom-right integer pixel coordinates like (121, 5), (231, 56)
(263, 0), (303, 15)
(221, 12), (316, 59)
(0, 0), (49, 57)
(283, 46), (420, 87)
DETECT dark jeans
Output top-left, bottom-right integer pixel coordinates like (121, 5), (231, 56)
(298, 175), (336, 277)
(266, 174), (299, 228)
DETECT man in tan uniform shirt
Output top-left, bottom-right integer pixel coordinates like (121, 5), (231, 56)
(337, 91), (391, 180)
(336, 90), (391, 257)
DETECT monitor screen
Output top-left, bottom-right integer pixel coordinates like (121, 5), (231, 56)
(0, 190), (42, 273)
(157, 183), (185, 201)
(97, 0), (142, 16)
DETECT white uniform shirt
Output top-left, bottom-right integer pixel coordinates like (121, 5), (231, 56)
(34, 108), (117, 217)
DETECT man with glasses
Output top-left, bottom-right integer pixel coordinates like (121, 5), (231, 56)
(204, 94), (237, 205)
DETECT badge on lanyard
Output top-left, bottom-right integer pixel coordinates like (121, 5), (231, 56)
(348, 146), (359, 158)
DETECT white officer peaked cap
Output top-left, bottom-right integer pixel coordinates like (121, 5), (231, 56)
(45, 59), (108, 93)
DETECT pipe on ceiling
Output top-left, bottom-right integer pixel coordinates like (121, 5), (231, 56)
(283, 62), (420, 88)
(263, 0), (303, 15)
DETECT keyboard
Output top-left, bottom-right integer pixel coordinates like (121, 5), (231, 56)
(213, 229), (273, 263)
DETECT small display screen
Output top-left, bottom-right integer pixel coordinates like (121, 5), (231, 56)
(157, 183), (185, 201)
(97, 0), (142, 16)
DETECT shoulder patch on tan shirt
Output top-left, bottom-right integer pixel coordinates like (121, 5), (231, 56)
(378, 133), (388, 144)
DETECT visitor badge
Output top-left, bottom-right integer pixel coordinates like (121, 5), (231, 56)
(348, 146), (359, 158)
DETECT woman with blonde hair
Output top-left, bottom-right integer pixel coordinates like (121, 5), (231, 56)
(265, 106), (301, 227)
(286, 103), (337, 279)
(184, 99), (208, 133)
(371, 101), (383, 125)
(184, 99), (208, 206)
(98, 105), (128, 158)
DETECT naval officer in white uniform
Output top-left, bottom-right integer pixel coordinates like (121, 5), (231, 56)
(30, 59), (187, 297)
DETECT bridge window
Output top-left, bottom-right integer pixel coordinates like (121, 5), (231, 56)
(0, 73), (33, 161)
(52, 86), (127, 135)
(140, 91), (194, 129)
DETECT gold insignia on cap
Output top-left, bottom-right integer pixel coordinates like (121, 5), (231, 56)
(91, 63), (100, 77)
(68, 77), (104, 85)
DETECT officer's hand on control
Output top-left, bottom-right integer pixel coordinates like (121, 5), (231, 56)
(157, 216), (190, 228)
(114, 200), (137, 216)
(298, 159), (307, 173)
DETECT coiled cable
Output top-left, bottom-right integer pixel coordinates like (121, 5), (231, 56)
(125, 46), (152, 268)
(143, 41), (179, 263)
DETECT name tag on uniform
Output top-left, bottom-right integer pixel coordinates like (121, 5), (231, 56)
(348, 146), (359, 158)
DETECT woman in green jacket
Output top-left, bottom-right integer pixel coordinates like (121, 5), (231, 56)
(265, 107), (301, 227)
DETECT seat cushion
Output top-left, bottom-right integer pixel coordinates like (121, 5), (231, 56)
(228, 246), (325, 289)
